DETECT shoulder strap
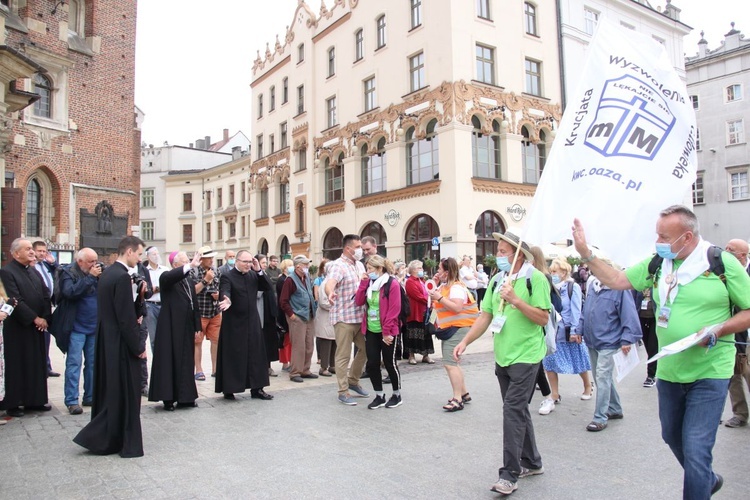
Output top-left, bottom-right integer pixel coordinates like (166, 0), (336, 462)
(646, 253), (663, 281)
(707, 245), (726, 283)
(382, 276), (394, 299)
(525, 267), (534, 296)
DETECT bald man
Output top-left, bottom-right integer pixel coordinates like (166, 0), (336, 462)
(724, 239), (750, 428)
(51, 248), (102, 415)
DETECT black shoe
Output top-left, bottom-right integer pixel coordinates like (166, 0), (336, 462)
(5, 407), (24, 417)
(47, 371), (60, 377)
(176, 402), (197, 409)
(82, 400), (93, 407)
(711, 473), (723, 495)
(367, 395), (386, 410)
(223, 393), (236, 400)
(290, 376), (304, 383)
(605, 412), (624, 420)
(301, 373), (319, 379)
(385, 394), (403, 408)
(26, 404), (52, 412)
(68, 405), (83, 415)
(251, 389), (274, 400)
(163, 402), (175, 411)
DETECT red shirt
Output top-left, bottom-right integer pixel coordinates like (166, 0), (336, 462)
(405, 276), (428, 323)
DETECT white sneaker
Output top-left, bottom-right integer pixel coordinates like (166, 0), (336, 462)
(538, 398), (555, 415)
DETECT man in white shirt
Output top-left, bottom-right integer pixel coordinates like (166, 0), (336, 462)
(144, 247), (169, 352)
(459, 255), (478, 300)
(33, 240), (60, 377)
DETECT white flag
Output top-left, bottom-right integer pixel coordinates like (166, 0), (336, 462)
(523, 20), (697, 267)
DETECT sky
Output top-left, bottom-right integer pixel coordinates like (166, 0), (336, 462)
(134, 0), (739, 148)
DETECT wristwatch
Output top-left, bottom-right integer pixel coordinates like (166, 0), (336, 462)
(202, 279), (210, 286)
(580, 253), (596, 263)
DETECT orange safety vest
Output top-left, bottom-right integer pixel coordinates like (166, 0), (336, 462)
(434, 283), (479, 328)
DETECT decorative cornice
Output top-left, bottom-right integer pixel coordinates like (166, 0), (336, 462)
(351, 180), (441, 208)
(272, 213), (290, 224)
(249, 150), (291, 189)
(254, 217), (270, 227)
(471, 178), (537, 197)
(315, 200), (346, 215)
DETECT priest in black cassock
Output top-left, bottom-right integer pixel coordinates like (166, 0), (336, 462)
(148, 251), (202, 410)
(0, 238), (52, 417)
(215, 250), (274, 400)
(74, 236), (146, 458)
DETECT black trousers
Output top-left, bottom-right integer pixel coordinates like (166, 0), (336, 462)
(531, 363), (551, 403)
(639, 317), (658, 378)
(365, 330), (401, 393)
(139, 320), (149, 390)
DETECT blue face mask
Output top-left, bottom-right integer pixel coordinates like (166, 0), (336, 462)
(496, 256), (512, 272)
(551, 274), (561, 284)
(227, 259), (235, 266)
(368, 272), (378, 280)
(655, 232), (687, 260)
(417, 271), (424, 278)
(287, 266), (295, 275)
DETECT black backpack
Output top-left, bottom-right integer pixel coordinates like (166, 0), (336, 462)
(382, 276), (411, 326)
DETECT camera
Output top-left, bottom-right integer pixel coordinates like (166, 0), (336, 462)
(131, 273), (146, 290)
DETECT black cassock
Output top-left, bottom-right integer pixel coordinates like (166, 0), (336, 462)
(148, 266), (201, 404)
(259, 285), (279, 363)
(215, 268), (271, 394)
(74, 262), (143, 458)
(0, 259), (51, 410)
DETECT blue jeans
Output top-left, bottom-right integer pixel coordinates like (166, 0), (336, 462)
(146, 302), (161, 352)
(587, 347), (622, 423)
(64, 332), (96, 406)
(657, 378), (729, 500)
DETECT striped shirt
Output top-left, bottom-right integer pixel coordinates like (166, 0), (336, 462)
(328, 255), (366, 325)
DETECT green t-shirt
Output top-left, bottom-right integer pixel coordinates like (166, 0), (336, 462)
(482, 268), (551, 367)
(366, 290), (382, 333)
(625, 252), (750, 383)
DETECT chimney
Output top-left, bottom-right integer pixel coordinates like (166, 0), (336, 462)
(724, 22), (741, 50)
(698, 31), (708, 58)
(232, 146), (241, 160)
(205, 136), (211, 149)
(196, 139), (204, 150)
(223, 128), (229, 141)
(189, 142), (194, 148)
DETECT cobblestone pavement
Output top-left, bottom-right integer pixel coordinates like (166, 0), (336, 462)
(1, 334), (747, 499)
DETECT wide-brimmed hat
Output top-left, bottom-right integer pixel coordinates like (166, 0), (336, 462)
(197, 245), (217, 258)
(492, 230), (534, 263)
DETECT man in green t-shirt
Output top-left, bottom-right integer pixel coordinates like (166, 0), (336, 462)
(572, 205), (750, 499)
(454, 231), (551, 497)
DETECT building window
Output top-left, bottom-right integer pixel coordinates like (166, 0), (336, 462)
(205, 222), (211, 242)
(68, 0), (85, 36)
(690, 95), (699, 110)
(475, 211), (505, 264)
(280, 236), (290, 258)
(182, 224), (193, 243)
(322, 227), (344, 260)
(296, 201), (305, 234)
(298, 43), (304, 63)
(297, 85), (305, 114)
(728, 119), (745, 145)
(280, 122), (288, 149)
(476, 44), (495, 85)
(205, 190), (212, 210)
(692, 173), (704, 205)
(411, 0), (422, 29)
(524, 3), (537, 36)
(33, 74), (53, 118)
(476, 0), (491, 20)
(260, 188), (269, 218)
(297, 148), (307, 171)
(229, 184), (235, 206)
(584, 8), (599, 35)
(217, 187), (223, 208)
(362, 138), (387, 195)
(525, 59), (542, 96)
(326, 96), (337, 128)
(405, 214), (440, 264)
(240, 182), (246, 203)
(364, 77), (376, 112)
(327, 47), (336, 78)
(472, 116), (501, 179)
(269, 134), (275, 153)
(730, 171), (749, 200)
(269, 86), (276, 111)
(282, 77), (289, 104)
(228, 221), (236, 238)
(26, 178), (41, 236)
(256, 134), (264, 159)
(279, 183), (290, 214)
(727, 84), (743, 102)
(522, 127), (547, 184)
(376, 15), (387, 49)
(217, 221), (223, 240)
(141, 189), (155, 208)
(409, 51), (425, 92)
(257, 93), (263, 118)
(325, 155), (345, 203)
(355, 29), (364, 61)
(407, 119), (439, 185)
(183, 193), (193, 212)
(241, 216), (246, 237)
(696, 128), (701, 151)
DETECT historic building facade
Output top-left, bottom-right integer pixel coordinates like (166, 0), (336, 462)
(687, 24), (750, 244)
(0, 0), (139, 263)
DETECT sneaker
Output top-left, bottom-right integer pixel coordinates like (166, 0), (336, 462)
(538, 398), (555, 415)
(518, 466), (545, 478)
(385, 394), (403, 408)
(724, 416), (747, 428)
(338, 393), (357, 406)
(68, 405), (83, 415)
(349, 384), (369, 398)
(367, 395), (386, 410)
(711, 473), (723, 495)
(643, 377), (656, 388)
(490, 478), (518, 495)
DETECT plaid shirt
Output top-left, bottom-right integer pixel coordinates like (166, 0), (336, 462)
(191, 265), (220, 318)
(328, 255), (366, 325)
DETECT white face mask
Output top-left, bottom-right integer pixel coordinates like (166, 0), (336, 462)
(353, 248), (363, 260)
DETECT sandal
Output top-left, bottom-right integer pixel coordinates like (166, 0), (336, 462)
(408, 358), (418, 365)
(422, 357), (435, 364)
(586, 421), (607, 432)
(461, 392), (472, 404)
(194, 372), (206, 381)
(442, 398), (464, 412)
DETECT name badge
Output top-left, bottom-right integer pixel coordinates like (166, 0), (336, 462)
(490, 314), (507, 334)
(657, 306), (671, 328)
(641, 299), (649, 311)
(368, 309), (378, 319)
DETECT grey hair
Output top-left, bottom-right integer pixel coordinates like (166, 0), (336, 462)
(660, 205), (700, 237)
(9, 238), (27, 254)
(76, 248), (97, 261)
(407, 259), (423, 273)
